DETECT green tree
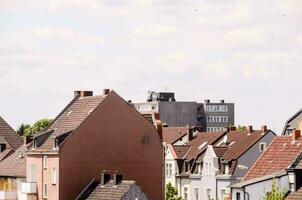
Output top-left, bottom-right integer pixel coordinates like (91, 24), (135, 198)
(17, 118), (52, 137)
(166, 183), (183, 200)
(262, 180), (285, 200)
(17, 123), (30, 136)
(237, 125), (247, 131)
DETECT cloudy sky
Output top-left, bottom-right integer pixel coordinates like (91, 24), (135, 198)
(0, 0), (301, 133)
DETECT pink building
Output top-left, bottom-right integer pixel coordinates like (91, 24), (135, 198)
(23, 90), (164, 200)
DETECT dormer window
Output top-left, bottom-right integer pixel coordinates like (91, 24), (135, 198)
(184, 161), (190, 172)
(224, 164), (229, 174)
(0, 144), (6, 152)
(33, 139), (37, 148)
(259, 142), (266, 152)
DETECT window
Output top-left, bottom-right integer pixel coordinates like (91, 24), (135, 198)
(206, 189), (211, 200)
(43, 155), (48, 169)
(185, 162), (190, 172)
(43, 183), (48, 198)
(194, 188), (199, 200)
(166, 164), (169, 176)
(236, 192), (241, 200)
(184, 187), (188, 200)
(52, 167), (57, 185)
(259, 143), (266, 152)
(0, 144), (6, 152)
(206, 105), (228, 112)
(169, 163), (172, 176)
(221, 189), (226, 200)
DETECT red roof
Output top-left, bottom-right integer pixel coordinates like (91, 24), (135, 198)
(162, 127), (188, 144)
(243, 136), (302, 181)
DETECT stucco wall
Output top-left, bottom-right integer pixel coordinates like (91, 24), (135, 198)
(231, 175), (290, 200)
(59, 92), (163, 200)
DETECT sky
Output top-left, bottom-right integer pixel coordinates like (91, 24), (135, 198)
(0, 0), (301, 134)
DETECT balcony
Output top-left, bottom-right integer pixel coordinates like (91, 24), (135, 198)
(0, 181), (17, 200)
(21, 182), (37, 194)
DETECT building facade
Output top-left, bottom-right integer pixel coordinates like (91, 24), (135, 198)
(23, 90), (164, 200)
(134, 91), (234, 132)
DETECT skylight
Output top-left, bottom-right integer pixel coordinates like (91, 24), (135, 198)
(198, 142), (208, 150)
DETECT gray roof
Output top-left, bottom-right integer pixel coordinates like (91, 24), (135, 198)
(231, 170), (287, 188)
(87, 180), (148, 200)
(0, 116), (23, 150)
(282, 108), (302, 135)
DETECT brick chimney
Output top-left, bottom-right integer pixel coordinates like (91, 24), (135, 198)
(204, 99), (210, 104)
(292, 130), (301, 141)
(229, 126), (237, 131)
(103, 89), (110, 95)
(187, 126), (194, 141)
(113, 171), (123, 186)
(220, 100), (225, 103)
(261, 125), (267, 133)
(247, 125), (253, 133)
(74, 91), (93, 97)
(100, 170), (111, 186)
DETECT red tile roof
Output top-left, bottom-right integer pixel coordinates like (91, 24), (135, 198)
(0, 116), (22, 150)
(31, 95), (106, 151)
(243, 136), (302, 181)
(184, 132), (225, 160)
(0, 144), (27, 177)
(162, 127), (188, 144)
(173, 145), (191, 159)
(218, 130), (271, 161)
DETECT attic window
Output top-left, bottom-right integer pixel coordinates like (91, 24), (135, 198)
(259, 143), (266, 152)
(66, 110), (73, 116)
(198, 142), (208, 150)
(0, 144), (6, 152)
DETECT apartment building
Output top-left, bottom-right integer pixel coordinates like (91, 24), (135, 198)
(134, 91), (234, 132)
(23, 89), (163, 200)
(282, 108), (302, 135)
(164, 126), (276, 200)
(231, 130), (302, 200)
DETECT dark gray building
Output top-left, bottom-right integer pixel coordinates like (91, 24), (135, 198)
(134, 91), (234, 132)
(282, 108), (302, 135)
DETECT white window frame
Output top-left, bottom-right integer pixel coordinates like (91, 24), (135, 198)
(194, 188), (199, 200)
(43, 155), (48, 170)
(184, 187), (188, 200)
(52, 167), (57, 185)
(43, 183), (48, 199)
(259, 142), (266, 152)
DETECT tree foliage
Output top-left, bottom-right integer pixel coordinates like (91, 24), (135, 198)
(262, 180), (285, 200)
(237, 125), (247, 131)
(17, 118), (52, 137)
(166, 183), (183, 200)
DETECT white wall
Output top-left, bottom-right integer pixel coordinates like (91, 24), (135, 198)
(231, 175), (290, 200)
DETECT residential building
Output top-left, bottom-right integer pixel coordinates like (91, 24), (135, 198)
(282, 108), (302, 135)
(0, 144), (28, 200)
(0, 116), (23, 162)
(164, 126), (276, 200)
(134, 91), (234, 132)
(23, 90), (163, 200)
(193, 126), (275, 200)
(231, 130), (302, 200)
(76, 171), (148, 200)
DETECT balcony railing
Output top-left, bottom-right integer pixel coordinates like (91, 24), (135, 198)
(0, 181), (17, 192)
(21, 182), (37, 194)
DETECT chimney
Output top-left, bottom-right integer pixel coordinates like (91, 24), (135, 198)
(113, 171), (123, 186)
(261, 125), (267, 133)
(100, 170), (111, 186)
(247, 125), (253, 133)
(103, 89), (110, 95)
(187, 126), (194, 141)
(74, 91), (93, 97)
(292, 130), (301, 141)
(220, 100), (225, 104)
(230, 126), (237, 131)
(204, 99), (210, 104)
(23, 136), (32, 145)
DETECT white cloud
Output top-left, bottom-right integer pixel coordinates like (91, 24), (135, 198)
(297, 35), (302, 46)
(154, 52), (191, 73)
(224, 24), (283, 48)
(133, 24), (178, 38)
(48, 0), (103, 11)
(200, 62), (231, 79)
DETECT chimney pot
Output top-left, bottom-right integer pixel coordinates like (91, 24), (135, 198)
(204, 99), (210, 104)
(247, 125), (253, 133)
(187, 126), (194, 141)
(74, 91), (93, 97)
(261, 125), (267, 133)
(100, 170), (111, 186)
(292, 130), (301, 141)
(230, 126), (237, 131)
(113, 171), (123, 186)
(220, 100), (225, 104)
(103, 89), (110, 95)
